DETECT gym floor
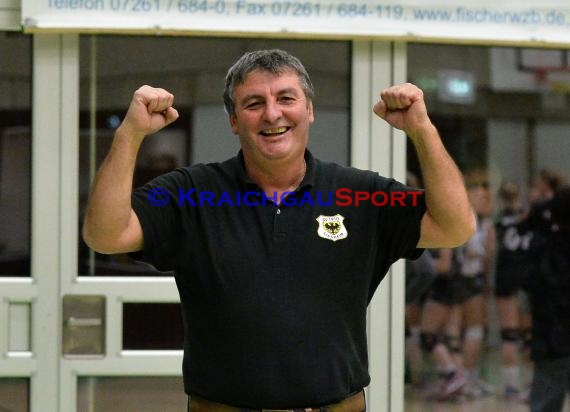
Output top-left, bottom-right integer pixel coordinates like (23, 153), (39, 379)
(404, 349), (570, 412)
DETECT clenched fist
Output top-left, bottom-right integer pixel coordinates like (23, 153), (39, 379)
(118, 85), (179, 141)
(373, 83), (433, 141)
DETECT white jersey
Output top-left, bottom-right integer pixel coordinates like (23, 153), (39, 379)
(456, 217), (491, 277)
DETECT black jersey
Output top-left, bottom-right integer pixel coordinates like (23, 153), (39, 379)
(495, 208), (533, 296)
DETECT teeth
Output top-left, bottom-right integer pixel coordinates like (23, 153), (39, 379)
(262, 126), (288, 135)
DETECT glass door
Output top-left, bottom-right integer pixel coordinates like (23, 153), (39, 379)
(68, 34), (351, 412)
(0, 31), (33, 412)
(403, 43), (570, 411)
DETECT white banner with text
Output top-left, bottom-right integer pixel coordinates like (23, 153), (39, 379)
(22, 0), (570, 45)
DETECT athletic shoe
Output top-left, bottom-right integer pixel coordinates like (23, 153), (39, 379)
(464, 376), (495, 399)
(436, 369), (468, 401)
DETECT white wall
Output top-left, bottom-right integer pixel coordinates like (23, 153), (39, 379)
(487, 119), (529, 198)
(535, 120), (570, 181)
(486, 118), (570, 207)
(191, 105), (240, 165)
(0, 0), (19, 31)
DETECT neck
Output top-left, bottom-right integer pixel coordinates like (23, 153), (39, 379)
(244, 154), (307, 196)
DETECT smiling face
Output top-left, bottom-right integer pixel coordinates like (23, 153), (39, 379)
(229, 69), (314, 164)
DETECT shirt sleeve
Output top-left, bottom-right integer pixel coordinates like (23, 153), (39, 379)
(131, 168), (188, 271)
(375, 177), (427, 263)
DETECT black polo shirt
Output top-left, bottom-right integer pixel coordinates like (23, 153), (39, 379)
(131, 150), (426, 409)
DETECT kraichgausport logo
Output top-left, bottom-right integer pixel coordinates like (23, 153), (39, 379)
(146, 188), (422, 207)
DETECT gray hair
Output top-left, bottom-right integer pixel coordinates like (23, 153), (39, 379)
(223, 49), (314, 115)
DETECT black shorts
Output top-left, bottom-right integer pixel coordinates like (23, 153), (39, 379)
(495, 260), (531, 297)
(428, 276), (454, 306)
(429, 274), (485, 306)
(495, 270), (529, 297)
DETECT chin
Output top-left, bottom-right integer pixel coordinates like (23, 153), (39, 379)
(258, 144), (296, 160)
(260, 152), (291, 161)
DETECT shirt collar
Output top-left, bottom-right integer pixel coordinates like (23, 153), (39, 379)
(235, 149), (316, 192)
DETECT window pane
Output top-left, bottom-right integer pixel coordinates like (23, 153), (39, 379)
(122, 303), (183, 350)
(404, 43), (570, 408)
(0, 33), (32, 277)
(0, 378), (29, 411)
(77, 377), (185, 412)
(78, 36), (350, 276)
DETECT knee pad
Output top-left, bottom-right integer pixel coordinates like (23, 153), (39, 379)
(464, 325), (484, 341)
(501, 327), (520, 343)
(443, 334), (462, 353)
(420, 332), (439, 352)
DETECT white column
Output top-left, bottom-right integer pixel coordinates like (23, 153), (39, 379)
(31, 33), (66, 412)
(351, 40), (407, 412)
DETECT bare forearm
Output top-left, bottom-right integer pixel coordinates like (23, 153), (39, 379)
(412, 125), (476, 247)
(373, 83), (475, 247)
(82, 86), (178, 253)
(82, 129), (142, 252)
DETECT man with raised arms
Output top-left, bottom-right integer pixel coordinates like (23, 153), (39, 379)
(83, 49), (475, 412)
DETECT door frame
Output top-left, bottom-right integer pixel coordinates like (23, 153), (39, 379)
(32, 34), (183, 412)
(352, 41), (407, 412)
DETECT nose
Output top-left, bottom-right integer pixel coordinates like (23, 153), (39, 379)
(262, 98), (282, 123)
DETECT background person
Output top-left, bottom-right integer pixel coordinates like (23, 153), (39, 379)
(404, 171), (438, 390)
(417, 169), (495, 402)
(451, 169), (496, 399)
(494, 180), (533, 401)
(527, 186), (570, 412)
(417, 247), (467, 401)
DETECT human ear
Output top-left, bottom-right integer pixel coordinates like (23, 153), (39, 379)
(229, 114), (239, 134)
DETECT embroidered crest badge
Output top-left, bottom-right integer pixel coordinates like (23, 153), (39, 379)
(316, 214), (348, 242)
